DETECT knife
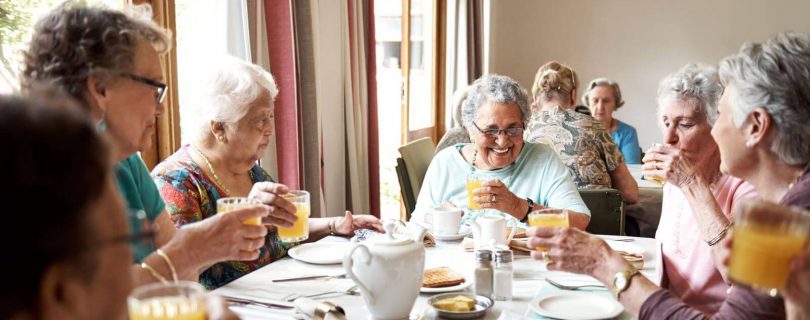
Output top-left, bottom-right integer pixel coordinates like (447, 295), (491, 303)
(272, 274), (346, 282)
(222, 295), (294, 310)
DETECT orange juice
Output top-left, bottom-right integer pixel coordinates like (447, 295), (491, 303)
(467, 179), (483, 210)
(729, 224), (807, 292)
(129, 296), (206, 320)
(528, 210), (569, 252)
(278, 203), (310, 242)
(217, 197), (262, 226)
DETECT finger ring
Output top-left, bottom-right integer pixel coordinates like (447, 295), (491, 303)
(490, 194), (496, 203)
(540, 250), (548, 260)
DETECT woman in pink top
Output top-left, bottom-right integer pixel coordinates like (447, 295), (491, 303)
(645, 64), (757, 313)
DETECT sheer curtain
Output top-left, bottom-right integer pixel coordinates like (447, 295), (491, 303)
(444, 0), (483, 130)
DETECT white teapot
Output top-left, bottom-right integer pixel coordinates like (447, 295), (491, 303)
(343, 221), (426, 319)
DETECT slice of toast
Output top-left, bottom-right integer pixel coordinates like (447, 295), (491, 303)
(423, 267), (465, 288)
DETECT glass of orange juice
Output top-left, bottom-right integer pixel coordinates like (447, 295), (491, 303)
(528, 209), (570, 254)
(729, 200), (810, 296)
(279, 190), (310, 243)
(467, 174), (484, 211)
(644, 143), (666, 185)
(217, 197), (263, 226)
(128, 281), (206, 320)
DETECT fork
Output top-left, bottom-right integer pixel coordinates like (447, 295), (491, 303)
(286, 285), (360, 301)
(605, 238), (635, 242)
(546, 278), (607, 291)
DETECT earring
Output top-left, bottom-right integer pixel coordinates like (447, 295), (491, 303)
(745, 141), (753, 147)
(216, 135), (225, 142)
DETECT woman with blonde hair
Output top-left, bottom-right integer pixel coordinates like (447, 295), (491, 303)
(526, 61), (638, 204)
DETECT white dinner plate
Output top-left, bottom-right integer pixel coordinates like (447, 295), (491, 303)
(287, 242), (353, 265)
(529, 292), (624, 320)
(420, 279), (472, 293)
(431, 228), (472, 241)
(605, 240), (645, 257)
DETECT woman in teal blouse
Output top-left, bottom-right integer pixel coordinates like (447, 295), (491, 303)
(582, 78), (642, 164)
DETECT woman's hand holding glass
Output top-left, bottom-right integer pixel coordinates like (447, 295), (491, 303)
(526, 226), (629, 281)
(642, 144), (701, 187)
(471, 179), (526, 218)
(248, 181), (299, 228)
(178, 206), (270, 262)
(334, 210), (385, 235)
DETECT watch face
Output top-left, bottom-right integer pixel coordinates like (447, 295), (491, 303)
(614, 274), (628, 290)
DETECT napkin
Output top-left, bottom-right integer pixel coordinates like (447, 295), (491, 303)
(352, 222), (435, 247)
(293, 297), (346, 320)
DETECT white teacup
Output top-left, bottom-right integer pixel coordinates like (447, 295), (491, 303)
(471, 214), (517, 248)
(427, 207), (463, 235)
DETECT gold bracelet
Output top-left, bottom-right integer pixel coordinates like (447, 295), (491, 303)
(140, 262), (170, 284)
(155, 249), (179, 283)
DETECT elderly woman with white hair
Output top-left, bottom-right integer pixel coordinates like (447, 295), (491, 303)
(526, 32), (810, 319)
(582, 78), (641, 164)
(152, 56), (382, 289)
(411, 74), (590, 229)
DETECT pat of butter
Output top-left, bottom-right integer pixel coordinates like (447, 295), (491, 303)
(434, 295), (475, 312)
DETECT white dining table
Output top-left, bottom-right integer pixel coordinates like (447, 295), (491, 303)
(213, 234), (662, 319)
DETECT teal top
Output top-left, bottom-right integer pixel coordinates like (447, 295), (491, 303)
(116, 153), (165, 262)
(611, 120), (641, 164)
(411, 142), (590, 225)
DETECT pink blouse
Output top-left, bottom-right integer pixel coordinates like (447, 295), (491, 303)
(655, 175), (756, 314)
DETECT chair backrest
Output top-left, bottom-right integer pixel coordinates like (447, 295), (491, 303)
(395, 157), (416, 217)
(435, 127), (471, 154)
(580, 188), (625, 236)
(397, 138), (435, 218)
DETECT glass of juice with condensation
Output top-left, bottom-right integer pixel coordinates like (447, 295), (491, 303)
(217, 197), (263, 226)
(128, 281), (206, 320)
(467, 174), (483, 210)
(528, 209), (569, 254)
(279, 190), (310, 243)
(729, 200), (810, 296)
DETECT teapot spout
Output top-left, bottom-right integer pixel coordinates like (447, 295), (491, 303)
(410, 223), (428, 243)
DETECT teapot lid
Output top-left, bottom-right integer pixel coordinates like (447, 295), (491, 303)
(375, 220), (414, 246)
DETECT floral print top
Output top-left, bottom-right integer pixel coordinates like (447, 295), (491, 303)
(151, 145), (293, 289)
(526, 106), (625, 189)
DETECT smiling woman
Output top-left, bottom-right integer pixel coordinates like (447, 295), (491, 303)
(410, 74), (591, 229)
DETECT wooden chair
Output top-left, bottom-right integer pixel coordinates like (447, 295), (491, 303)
(396, 138), (435, 220)
(580, 188), (626, 236)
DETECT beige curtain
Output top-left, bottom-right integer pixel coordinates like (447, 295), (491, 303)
(444, 0), (483, 130)
(248, 0), (280, 180)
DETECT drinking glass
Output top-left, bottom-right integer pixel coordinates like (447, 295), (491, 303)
(128, 281), (206, 320)
(729, 200), (810, 296)
(217, 197), (262, 226)
(645, 143), (666, 185)
(279, 190), (310, 242)
(528, 209), (569, 253)
(467, 174), (483, 211)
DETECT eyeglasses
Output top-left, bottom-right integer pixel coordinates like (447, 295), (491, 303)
(119, 72), (168, 104)
(472, 122), (525, 137)
(87, 209), (157, 255)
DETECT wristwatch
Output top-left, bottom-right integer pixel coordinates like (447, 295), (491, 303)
(612, 268), (640, 299)
(522, 198), (535, 222)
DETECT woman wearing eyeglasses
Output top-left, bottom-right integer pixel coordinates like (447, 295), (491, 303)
(526, 61), (638, 205)
(411, 74), (590, 229)
(22, 3), (271, 288)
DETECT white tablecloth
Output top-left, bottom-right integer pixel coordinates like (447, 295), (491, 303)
(213, 235), (662, 319)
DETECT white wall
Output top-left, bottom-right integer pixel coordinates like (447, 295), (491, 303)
(488, 0), (810, 148)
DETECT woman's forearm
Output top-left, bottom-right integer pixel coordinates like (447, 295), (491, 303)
(569, 211), (590, 230)
(592, 255), (659, 317)
(131, 240), (202, 286)
(680, 176), (732, 278)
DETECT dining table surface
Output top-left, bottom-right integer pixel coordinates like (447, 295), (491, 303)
(213, 232), (663, 320)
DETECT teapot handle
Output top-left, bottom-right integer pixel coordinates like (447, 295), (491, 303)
(343, 244), (374, 305)
(506, 217), (518, 243)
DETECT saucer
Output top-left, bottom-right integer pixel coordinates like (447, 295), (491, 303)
(431, 229), (472, 241)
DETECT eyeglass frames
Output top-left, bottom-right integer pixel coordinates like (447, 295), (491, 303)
(118, 72), (168, 104)
(472, 122), (525, 138)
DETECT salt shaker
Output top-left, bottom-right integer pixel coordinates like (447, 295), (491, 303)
(493, 249), (513, 301)
(474, 249), (493, 298)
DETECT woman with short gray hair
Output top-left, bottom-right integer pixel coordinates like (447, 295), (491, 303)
(412, 74), (590, 229)
(582, 78), (641, 164)
(152, 56), (383, 289)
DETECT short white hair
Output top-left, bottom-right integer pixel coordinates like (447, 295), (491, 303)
(719, 32), (810, 166)
(461, 74), (530, 131)
(181, 55), (278, 143)
(656, 63), (722, 126)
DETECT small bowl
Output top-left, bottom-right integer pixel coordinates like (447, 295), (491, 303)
(427, 292), (493, 319)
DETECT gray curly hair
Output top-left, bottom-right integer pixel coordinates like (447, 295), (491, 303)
(22, 2), (172, 108)
(582, 78), (625, 109)
(656, 63), (723, 126)
(461, 74), (530, 131)
(719, 32), (810, 167)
